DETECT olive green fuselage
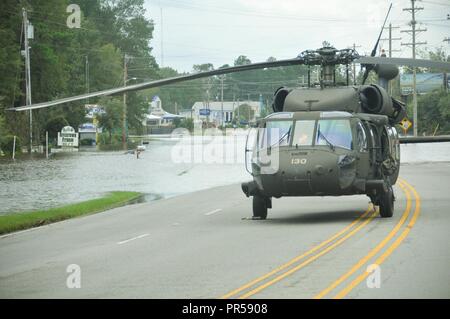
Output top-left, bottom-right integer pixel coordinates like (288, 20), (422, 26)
(247, 111), (400, 199)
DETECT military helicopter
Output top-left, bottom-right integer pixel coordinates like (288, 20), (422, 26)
(242, 46), (408, 220)
(10, 9), (450, 220)
(238, 41), (450, 220)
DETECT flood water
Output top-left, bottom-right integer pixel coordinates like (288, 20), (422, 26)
(0, 136), (449, 215)
(0, 135), (250, 215)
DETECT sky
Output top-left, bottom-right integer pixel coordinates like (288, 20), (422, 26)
(142, 0), (450, 73)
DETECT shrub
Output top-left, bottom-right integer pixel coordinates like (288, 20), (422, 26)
(80, 138), (95, 146)
(0, 135), (21, 155)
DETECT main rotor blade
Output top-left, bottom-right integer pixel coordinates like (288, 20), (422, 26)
(9, 57), (305, 112)
(361, 3), (392, 85)
(355, 56), (450, 71)
(371, 3), (392, 57)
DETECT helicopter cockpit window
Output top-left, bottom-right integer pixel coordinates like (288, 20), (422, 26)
(356, 121), (368, 152)
(316, 119), (353, 150)
(259, 120), (293, 149)
(293, 120), (315, 146)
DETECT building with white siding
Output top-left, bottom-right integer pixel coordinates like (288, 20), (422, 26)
(190, 101), (260, 126)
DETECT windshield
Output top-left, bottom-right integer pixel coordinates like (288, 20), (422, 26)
(316, 119), (353, 150)
(292, 120), (315, 146)
(259, 120), (293, 149)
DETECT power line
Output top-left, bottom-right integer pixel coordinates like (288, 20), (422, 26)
(401, 0), (428, 137)
(157, 0), (407, 24)
(421, 0), (450, 7)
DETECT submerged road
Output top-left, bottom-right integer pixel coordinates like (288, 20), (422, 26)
(0, 162), (449, 298)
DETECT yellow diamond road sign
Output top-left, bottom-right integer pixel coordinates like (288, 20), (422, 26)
(400, 118), (412, 131)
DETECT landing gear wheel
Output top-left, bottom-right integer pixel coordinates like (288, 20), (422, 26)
(379, 185), (394, 218)
(253, 196), (268, 220)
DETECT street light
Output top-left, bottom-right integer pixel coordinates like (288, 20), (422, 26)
(126, 77), (137, 83)
(122, 77), (137, 150)
(123, 77), (148, 150)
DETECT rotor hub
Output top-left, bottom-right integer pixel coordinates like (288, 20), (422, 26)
(297, 46), (360, 67)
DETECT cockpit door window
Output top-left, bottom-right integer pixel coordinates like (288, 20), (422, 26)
(259, 120), (293, 149)
(316, 119), (353, 150)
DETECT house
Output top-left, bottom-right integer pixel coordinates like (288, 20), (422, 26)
(142, 96), (186, 134)
(191, 101), (261, 126)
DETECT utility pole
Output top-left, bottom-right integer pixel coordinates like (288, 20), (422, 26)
(123, 54), (129, 151)
(401, 0), (427, 136)
(381, 24), (401, 95)
(85, 55), (90, 103)
(351, 43), (361, 85)
(381, 24), (401, 58)
(220, 75), (224, 128)
(247, 94), (251, 123)
(22, 8), (33, 153)
(160, 7), (164, 67)
(232, 93), (236, 125)
(444, 38), (450, 93)
(237, 98), (240, 124)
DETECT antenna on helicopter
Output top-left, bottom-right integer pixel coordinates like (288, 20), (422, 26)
(362, 3), (393, 85)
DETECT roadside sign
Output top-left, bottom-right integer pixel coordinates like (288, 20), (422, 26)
(57, 126), (79, 147)
(400, 118), (412, 133)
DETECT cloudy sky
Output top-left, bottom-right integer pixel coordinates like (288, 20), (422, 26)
(143, 0), (449, 72)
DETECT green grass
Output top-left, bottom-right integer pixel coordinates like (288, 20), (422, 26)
(0, 191), (143, 235)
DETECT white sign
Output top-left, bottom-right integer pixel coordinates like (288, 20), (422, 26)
(58, 126), (79, 147)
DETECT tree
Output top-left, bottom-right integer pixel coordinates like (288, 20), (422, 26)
(0, 114), (8, 137)
(234, 103), (255, 123)
(0, 0), (158, 147)
(0, 0), (22, 110)
(90, 44), (123, 91)
(126, 91), (148, 135)
(45, 116), (69, 139)
(180, 118), (194, 132)
(193, 63), (215, 109)
(407, 89), (450, 135)
(97, 97), (122, 143)
(147, 67), (203, 112)
(234, 55), (251, 66)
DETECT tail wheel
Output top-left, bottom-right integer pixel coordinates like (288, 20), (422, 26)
(379, 185), (394, 218)
(253, 196), (268, 220)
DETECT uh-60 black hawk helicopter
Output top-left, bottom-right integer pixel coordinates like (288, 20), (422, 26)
(242, 45), (417, 220)
(11, 8), (450, 221)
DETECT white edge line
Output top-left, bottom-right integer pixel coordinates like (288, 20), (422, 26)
(0, 226), (42, 239)
(117, 233), (150, 245)
(204, 208), (222, 216)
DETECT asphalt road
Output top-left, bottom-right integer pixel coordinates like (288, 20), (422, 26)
(0, 162), (449, 298)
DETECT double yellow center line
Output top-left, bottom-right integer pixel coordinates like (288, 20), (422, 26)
(221, 179), (419, 299)
(220, 204), (378, 299)
(315, 178), (420, 299)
